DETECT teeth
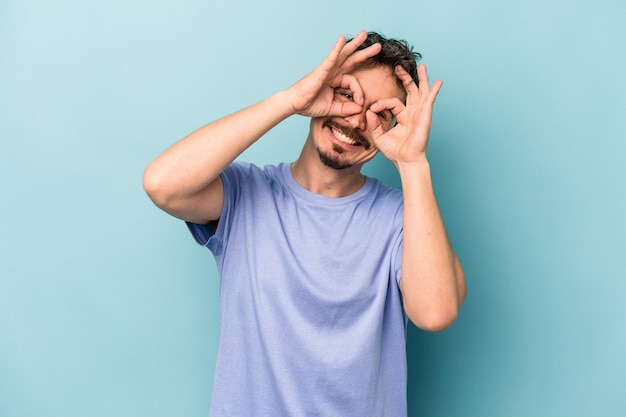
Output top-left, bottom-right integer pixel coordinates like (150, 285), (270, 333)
(331, 128), (357, 145)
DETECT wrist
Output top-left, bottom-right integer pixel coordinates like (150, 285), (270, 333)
(273, 90), (300, 118)
(396, 157), (431, 183)
(395, 155), (430, 173)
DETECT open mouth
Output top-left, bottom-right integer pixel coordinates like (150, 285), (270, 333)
(325, 121), (370, 149)
(331, 127), (359, 146)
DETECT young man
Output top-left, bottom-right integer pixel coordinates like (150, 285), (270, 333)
(144, 31), (466, 417)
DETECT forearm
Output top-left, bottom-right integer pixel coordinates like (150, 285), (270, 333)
(397, 159), (466, 331)
(144, 91), (295, 202)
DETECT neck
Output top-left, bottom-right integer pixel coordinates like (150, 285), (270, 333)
(290, 152), (366, 198)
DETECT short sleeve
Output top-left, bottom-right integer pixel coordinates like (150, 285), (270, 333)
(186, 221), (215, 247)
(185, 162), (252, 254)
(390, 228), (403, 285)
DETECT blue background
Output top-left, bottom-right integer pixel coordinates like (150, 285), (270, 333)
(2, 0), (625, 416)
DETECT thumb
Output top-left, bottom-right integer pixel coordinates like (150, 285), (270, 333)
(328, 101), (363, 118)
(365, 109), (385, 142)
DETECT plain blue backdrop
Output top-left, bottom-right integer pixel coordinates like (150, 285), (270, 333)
(2, 0), (625, 416)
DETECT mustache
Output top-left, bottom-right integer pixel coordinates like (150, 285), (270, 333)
(324, 119), (371, 150)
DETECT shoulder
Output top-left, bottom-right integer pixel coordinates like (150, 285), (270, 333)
(366, 177), (405, 226)
(366, 176), (404, 207)
(222, 162), (285, 195)
(225, 161), (282, 177)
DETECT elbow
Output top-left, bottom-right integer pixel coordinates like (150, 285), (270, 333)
(400, 273), (464, 332)
(142, 163), (171, 209)
(405, 301), (460, 332)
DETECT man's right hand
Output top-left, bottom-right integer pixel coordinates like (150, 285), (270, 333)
(144, 31), (382, 225)
(284, 30), (382, 119)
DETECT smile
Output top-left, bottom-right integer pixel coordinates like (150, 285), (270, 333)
(331, 127), (359, 146)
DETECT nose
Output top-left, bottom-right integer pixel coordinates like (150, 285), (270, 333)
(343, 109), (367, 131)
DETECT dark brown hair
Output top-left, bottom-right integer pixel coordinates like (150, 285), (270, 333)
(350, 31), (422, 86)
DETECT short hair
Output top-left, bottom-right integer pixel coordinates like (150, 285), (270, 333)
(350, 31), (421, 87)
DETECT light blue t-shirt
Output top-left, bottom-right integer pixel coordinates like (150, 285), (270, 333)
(187, 162), (408, 417)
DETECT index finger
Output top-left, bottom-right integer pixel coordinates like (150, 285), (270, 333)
(395, 65), (420, 96)
(337, 31), (382, 70)
(396, 64), (443, 106)
(327, 73), (365, 116)
(316, 31), (379, 78)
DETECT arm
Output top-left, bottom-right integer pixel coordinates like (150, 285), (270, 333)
(366, 65), (466, 331)
(142, 93), (294, 224)
(143, 31), (381, 224)
(397, 159), (466, 331)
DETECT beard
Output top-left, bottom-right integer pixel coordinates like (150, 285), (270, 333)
(316, 144), (354, 170)
(313, 117), (373, 170)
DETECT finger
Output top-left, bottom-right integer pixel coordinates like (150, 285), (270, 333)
(341, 42), (381, 70)
(313, 33), (358, 78)
(328, 101), (363, 117)
(395, 65), (420, 97)
(337, 73), (364, 106)
(416, 64), (443, 98)
(336, 30), (368, 63)
(317, 32), (378, 82)
(428, 79), (443, 105)
(416, 64), (435, 99)
(418, 67), (443, 109)
(370, 97), (406, 118)
(327, 73), (365, 116)
(398, 64), (443, 108)
(337, 30), (382, 70)
(316, 35), (348, 73)
(366, 97), (406, 136)
(365, 109), (386, 141)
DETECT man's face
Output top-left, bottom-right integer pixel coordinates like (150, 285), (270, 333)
(309, 65), (405, 170)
